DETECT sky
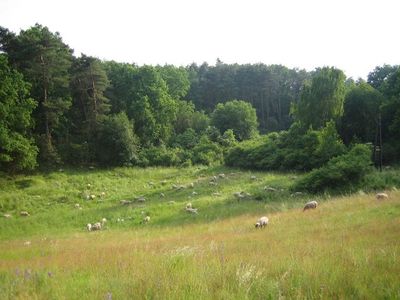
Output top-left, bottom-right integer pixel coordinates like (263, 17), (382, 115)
(1, 0), (399, 79)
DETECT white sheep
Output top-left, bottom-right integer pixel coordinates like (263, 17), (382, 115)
(303, 200), (318, 211)
(376, 193), (388, 200)
(218, 173), (225, 178)
(20, 211), (30, 217)
(143, 216), (150, 223)
(136, 196), (146, 202)
(189, 182), (194, 188)
(255, 216), (269, 228)
(186, 202), (192, 209)
(87, 218), (106, 231)
(186, 207), (198, 214)
(264, 186), (277, 192)
(3, 214), (11, 218)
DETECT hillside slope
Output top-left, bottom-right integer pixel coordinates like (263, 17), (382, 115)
(0, 186), (399, 299)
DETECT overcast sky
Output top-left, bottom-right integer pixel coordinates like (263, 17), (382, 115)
(1, 0), (399, 79)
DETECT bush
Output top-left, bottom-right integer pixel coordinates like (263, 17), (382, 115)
(137, 146), (186, 167)
(225, 122), (346, 171)
(96, 113), (139, 166)
(293, 144), (372, 193)
(192, 136), (223, 166)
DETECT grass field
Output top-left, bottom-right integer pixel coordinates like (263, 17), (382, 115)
(0, 166), (399, 299)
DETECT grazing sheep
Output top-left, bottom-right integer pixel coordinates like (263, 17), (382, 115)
(74, 203), (81, 209)
(186, 207), (198, 214)
(255, 216), (269, 228)
(264, 186), (277, 192)
(90, 194), (96, 200)
(186, 203), (192, 209)
(303, 200), (318, 211)
(100, 192), (106, 197)
(136, 196), (146, 202)
(120, 199), (133, 205)
(210, 175), (218, 182)
(189, 182), (194, 188)
(218, 173), (226, 178)
(234, 191), (251, 200)
(143, 216), (150, 223)
(87, 218), (107, 231)
(291, 192), (303, 197)
(250, 175), (257, 180)
(92, 222), (102, 230)
(376, 193), (388, 200)
(3, 214), (11, 218)
(20, 211), (30, 217)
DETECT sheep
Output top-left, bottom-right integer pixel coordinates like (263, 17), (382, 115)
(186, 207), (198, 214)
(3, 214), (11, 218)
(264, 186), (277, 192)
(100, 192), (106, 197)
(136, 196), (146, 202)
(74, 203), (81, 209)
(120, 199), (133, 205)
(255, 216), (269, 228)
(90, 194), (96, 200)
(143, 216), (150, 223)
(87, 218), (107, 231)
(234, 191), (251, 200)
(218, 173), (226, 178)
(160, 193), (165, 198)
(250, 175), (257, 180)
(210, 175), (218, 182)
(189, 182), (194, 188)
(20, 211), (30, 217)
(376, 193), (388, 200)
(303, 200), (318, 211)
(290, 192), (303, 197)
(186, 203), (192, 209)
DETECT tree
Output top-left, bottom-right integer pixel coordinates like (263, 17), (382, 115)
(1, 24), (73, 165)
(341, 81), (384, 144)
(295, 67), (346, 129)
(0, 54), (38, 172)
(211, 100), (258, 141)
(96, 112), (139, 166)
(156, 65), (190, 99)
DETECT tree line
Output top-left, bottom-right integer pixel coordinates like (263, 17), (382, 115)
(0, 24), (399, 172)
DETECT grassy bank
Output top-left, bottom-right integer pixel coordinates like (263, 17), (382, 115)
(0, 166), (399, 299)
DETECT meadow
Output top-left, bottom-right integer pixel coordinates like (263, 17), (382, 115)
(0, 166), (399, 299)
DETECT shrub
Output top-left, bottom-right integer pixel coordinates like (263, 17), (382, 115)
(96, 113), (139, 166)
(137, 146), (186, 167)
(293, 144), (372, 193)
(192, 136), (223, 166)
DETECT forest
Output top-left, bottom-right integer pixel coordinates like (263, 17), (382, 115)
(1, 24), (399, 181)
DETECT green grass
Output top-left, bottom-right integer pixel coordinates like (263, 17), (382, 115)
(0, 166), (399, 299)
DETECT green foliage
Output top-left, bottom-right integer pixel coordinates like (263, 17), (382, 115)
(294, 144), (372, 193)
(295, 67), (346, 129)
(226, 122), (345, 171)
(2, 24), (73, 166)
(192, 136), (223, 165)
(211, 100), (258, 141)
(156, 65), (190, 99)
(170, 128), (199, 150)
(0, 54), (38, 172)
(137, 146), (185, 167)
(96, 113), (139, 166)
(341, 81), (384, 144)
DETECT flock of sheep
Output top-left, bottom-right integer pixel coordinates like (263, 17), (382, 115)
(81, 171), (391, 232)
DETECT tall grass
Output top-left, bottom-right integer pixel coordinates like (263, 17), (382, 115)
(0, 166), (399, 299)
